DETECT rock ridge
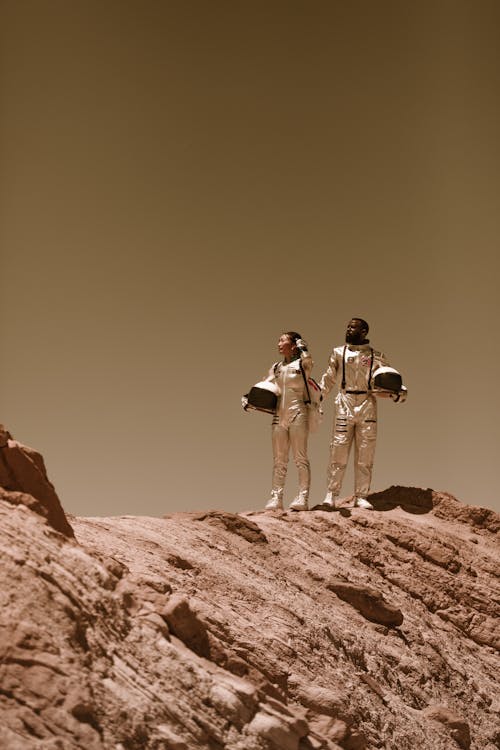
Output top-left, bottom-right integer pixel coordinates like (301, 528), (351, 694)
(0, 456), (498, 750)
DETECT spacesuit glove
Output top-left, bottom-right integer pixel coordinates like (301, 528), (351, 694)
(295, 338), (308, 352)
(392, 386), (408, 403)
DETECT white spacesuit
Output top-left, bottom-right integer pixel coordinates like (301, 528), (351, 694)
(320, 342), (388, 508)
(265, 341), (312, 511)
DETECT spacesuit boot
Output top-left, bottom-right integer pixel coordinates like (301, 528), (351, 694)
(289, 489), (309, 511)
(265, 489), (284, 510)
(322, 491), (338, 509)
(354, 497), (374, 510)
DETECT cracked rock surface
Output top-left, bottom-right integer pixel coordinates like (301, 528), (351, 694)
(0, 480), (499, 750)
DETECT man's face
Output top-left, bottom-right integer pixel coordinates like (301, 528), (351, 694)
(345, 319), (367, 344)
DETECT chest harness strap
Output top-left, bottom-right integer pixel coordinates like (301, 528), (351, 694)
(299, 360), (312, 404)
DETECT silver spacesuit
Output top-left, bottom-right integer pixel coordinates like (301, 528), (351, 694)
(265, 346), (312, 510)
(320, 343), (388, 503)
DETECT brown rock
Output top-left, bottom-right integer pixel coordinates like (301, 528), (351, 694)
(327, 578), (404, 627)
(188, 509), (268, 544)
(161, 593), (211, 657)
(433, 492), (500, 533)
(246, 701), (308, 750)
(0, 427), (73, 537)
(295, 684), (347, 716)
(422, 704), (471, 749)
(0, 486), (498, 749)
(308, 715), (349, 742)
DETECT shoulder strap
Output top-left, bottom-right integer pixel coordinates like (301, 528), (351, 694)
(341, 345), (347, 390)
(299, 360), (311, 404)
(367, 347), (374, 390)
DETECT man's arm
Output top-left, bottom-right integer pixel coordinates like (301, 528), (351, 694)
(374, 349), (390, 369)
(319, 350), (338, 398)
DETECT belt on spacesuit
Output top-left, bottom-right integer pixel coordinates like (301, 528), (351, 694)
(344, 390), (369, 394)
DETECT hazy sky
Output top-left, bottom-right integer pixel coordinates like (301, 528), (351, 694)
(1, 1), (499, 516)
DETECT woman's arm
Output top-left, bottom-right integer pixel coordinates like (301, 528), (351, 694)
(296, 339), (313, 375)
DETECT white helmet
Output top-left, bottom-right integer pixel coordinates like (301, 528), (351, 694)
(371, 366), (407, 402)
(242, 380), (280, 414)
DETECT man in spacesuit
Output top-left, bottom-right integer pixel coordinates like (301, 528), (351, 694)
(320, 318), (403, 510)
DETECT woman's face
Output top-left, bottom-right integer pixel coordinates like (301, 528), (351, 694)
(278, 333), (295, 359)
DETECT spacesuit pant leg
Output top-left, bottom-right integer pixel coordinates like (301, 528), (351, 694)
(288, 412), (310, 500)
(353, 399), (377, 498)
(271, 421), (289, 500)
(327, 401), (355, 495)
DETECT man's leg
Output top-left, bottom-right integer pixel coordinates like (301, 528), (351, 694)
(353, 410), (377, 506)
(327, 406), (354, 498)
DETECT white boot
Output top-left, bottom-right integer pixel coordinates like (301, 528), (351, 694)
(354, 497), (373, 510)
(265, 490), (284, 510)
(289, 491), (309, 511)
(322, 491), (338, 509)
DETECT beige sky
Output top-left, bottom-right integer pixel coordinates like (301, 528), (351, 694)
(1, 1), (499, 515)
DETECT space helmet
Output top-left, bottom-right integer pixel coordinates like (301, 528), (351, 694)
(242, 380), (280, 414)
(371, 366), (403, 394)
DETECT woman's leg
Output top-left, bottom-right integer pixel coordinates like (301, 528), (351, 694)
(267, 421), (290, 508)
(289, 413), (310, 505)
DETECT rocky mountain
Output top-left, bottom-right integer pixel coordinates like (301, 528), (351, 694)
(0, 434), (499, 750)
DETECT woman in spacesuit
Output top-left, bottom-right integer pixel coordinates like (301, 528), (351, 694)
(264, 332), (313, 512)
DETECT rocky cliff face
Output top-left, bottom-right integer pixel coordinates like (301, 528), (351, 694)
(0, 441), (499, 750)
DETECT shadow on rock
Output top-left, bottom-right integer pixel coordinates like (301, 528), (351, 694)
(368, 486), (434, 514)
(171, 510), (268, 544)
(310, 504), (352, 518)
(327, 578), (404, 627)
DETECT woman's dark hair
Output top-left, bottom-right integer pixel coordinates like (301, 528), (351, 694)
(284, 331), (301, 344)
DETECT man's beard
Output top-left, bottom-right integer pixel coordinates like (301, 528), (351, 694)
(345, 333), (366, 344)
